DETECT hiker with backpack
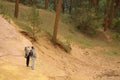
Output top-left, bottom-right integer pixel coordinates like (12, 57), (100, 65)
(29, 46), (36, 70)
(24, 46), (30, 67)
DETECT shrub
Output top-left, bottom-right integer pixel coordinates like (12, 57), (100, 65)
(111, 18), (120, 33)
(28, 6), (42, 41)
(110, 18), (120, 40)
(112, 33), (120, 41)
(72, 8), (103, 36)
(6, 0), (15, 2)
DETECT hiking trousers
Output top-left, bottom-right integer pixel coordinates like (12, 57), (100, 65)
(26, 56), (30, 67)
(31, 57), (35, 70)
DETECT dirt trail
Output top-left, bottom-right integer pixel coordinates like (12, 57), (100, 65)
(0, 15), (120, 80)
(0, 15), (32, 64)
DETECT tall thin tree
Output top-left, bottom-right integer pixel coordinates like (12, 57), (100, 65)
(29, 0), (34, 5)
(54, 0), (57, 11)
(89, 0), (99, 8)
(53, 0), (62, 42)
(45, 0), (49, 9)
(62, 0), (65, 13)
(114, 0), (120, 17)
(14, 0), (19, 18)
(104, 0), (110, 31)
(69, 0), (72, 14)
(108, 0), (114, 27)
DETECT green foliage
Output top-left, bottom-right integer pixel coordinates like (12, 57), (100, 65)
(0, 0), (13, 23)
(73, 8), (103, 36)
(61, 14), (71, 23)
(106, 50), (118, 55)
(111, 18), (120, 33)
(1, 0), (120, 48)
(99, 0), (106, 11)
(0, 1), (10, 16)
(69, 0), (105, 36)
(28, 6), (42, 41)
(7, 0), (45, 9)
(29, 6), (41, 27)
(112, 33), (120, 41)
(6, 0), (15, 2)
(15, 21), (33, 34)
(35, 1), (45, 9)
(19, 0), (31, 5)
(111, 18), (120, 40)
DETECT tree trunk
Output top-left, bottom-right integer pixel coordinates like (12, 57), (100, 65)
(108, 0), (114, 27)
(62, 0), (65, 13)
(53, 0), (62, 42)
(114, 0), (120, 17)
(69, 0), (72, 14)
(45, 0), (48, 9)
(14, 0), (19, 18)
(89, 0), (99, 8)
(118, 0), (120, 8)
(89, 0), (92, 7)
(29, 0), (34, 5)
(94, 0), (99, 8)
(104, 0), (110, 31)
(54, 0), (57, 11)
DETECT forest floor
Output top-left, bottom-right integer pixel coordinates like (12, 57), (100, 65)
(0, 14), (120, 80)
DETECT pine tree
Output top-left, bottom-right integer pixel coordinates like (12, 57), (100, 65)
(29, 6), (41, 41)
(14, 0), (19, 18)
(53, 0), (62, 42)
(45, 0), (48, 9)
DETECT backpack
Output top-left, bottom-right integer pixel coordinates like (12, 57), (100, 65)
(29, 50), (33, 56)
(24, 47), (28, 58)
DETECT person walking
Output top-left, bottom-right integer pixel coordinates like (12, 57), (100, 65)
(24, 46), (28, 58)
(29, 46), (36, 70)
(24, 46), (30, 67)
